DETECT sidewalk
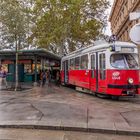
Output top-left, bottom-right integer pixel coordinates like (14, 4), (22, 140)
(0, 84), (140, 136)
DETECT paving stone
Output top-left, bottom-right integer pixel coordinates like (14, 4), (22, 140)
(0, 84), (139, 135)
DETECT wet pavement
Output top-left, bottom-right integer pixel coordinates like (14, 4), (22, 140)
(0, 84), (140, 135)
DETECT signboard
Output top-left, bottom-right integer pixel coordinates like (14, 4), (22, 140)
(18, 60), (32, 64)
(2, 60), (14, 64)
(129, 23), (140, 45)
(129, 12), (140, 20)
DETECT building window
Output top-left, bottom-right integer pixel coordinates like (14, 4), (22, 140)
(81, 54), (88, 69)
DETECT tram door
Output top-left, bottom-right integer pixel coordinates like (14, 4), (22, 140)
(90, 52), (106, 93)
(90, 53), (98, 92)
(64, 60), (69, 84)
(98, 52), (106, 93)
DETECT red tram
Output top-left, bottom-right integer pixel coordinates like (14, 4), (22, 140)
(61, 41), (140, 99)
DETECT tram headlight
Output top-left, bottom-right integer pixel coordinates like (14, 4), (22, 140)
(128, 78), (134, 84)
(109, 45), (115, 51)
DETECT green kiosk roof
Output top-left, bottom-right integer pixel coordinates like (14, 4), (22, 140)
(0, 49), (61, 61)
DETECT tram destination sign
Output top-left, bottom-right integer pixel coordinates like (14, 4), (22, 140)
(121, 47), (134, 52)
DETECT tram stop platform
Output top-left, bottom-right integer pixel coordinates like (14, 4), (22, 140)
(0, 83), (140, 136)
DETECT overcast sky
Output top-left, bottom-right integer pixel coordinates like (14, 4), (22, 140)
(105, 0), (114, 36)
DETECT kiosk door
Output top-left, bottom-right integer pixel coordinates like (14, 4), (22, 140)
(18, 64), (24, 82)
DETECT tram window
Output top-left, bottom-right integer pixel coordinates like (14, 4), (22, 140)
(62, 61), (65, 70)
(110, 54), (139, 69)
(99, 53), (106, 80)
(75, 57), (80, 70)
(99, 54), (106, 70)
(91, 54), (95, 78)
(70, 59), (75, 70)
(125, 54), (138, 69)
(91, 54), (95, 69)
(81, 55), (88, 69)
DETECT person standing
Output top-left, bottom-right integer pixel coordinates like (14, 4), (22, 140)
(0, 66), (2, 89)
(47, 70), (52, 87)
(56, 70), (60, 86)
(0, 66), (8, 89)
(41, 70), (47, 87)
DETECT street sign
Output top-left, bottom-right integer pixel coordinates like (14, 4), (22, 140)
(129, 12), (140, 20)
(129, 23), (140, 45)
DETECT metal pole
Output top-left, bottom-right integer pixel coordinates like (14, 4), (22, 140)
(34, 55), (37, 86)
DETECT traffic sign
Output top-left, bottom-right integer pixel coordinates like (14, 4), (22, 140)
(129, 23), (140, 45)
(129, 12), (140, 20)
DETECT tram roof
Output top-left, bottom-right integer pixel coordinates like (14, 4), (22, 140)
(0, 48), (61, 61)
(62, 41), (137, 60)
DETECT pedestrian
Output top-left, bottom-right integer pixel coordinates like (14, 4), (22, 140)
(46, 70), (51, 87)
(0, 66), (8, 89)
(41, 70), (47, 87)
(56, 70), (60, 86)
(39, 69), (42, 86)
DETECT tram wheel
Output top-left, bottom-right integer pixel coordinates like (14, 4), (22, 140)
(95, 93), (98, 97)
(111, 96), (119, 100)
(95, 93), (108, 99)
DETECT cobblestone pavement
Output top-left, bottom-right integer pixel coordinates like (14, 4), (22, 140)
(0, 84), (140, 135)
(0, 128), (140, 140)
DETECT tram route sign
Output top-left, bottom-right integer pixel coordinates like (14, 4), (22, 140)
(129, 23), (140, 45)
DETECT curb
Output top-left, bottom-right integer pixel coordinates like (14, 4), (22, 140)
(0, 125), (140, 136)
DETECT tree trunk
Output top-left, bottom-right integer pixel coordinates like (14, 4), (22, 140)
(15, 38), (19, 91)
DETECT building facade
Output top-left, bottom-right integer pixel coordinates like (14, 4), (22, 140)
(109, 0), (140, 61)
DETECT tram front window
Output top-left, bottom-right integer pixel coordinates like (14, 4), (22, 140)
(110, 54), (139, 69)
